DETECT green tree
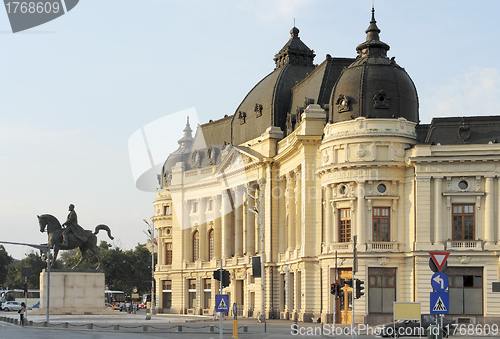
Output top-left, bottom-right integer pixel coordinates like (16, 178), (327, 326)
(5, 251), (60, 289)
(0, 245), (13, 288)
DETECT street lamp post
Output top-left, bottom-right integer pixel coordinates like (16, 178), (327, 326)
(143, 219), (155, 315)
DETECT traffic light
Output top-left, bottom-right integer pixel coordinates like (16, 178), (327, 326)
(355, 279), (365, 299)
(222, 270), (230, 288)
(339, 278), (345, 287)
(213, 270), (221, 281)
(345, 278), (353, 288)
(23, 282), (28, 294)
(331, 283), (336, 295)
(214, 269), (231, 288)
(338, 287), (344, 299)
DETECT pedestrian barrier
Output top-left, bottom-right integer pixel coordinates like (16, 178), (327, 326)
(0, 316), (254, 334)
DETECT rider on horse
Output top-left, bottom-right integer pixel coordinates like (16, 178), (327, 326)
(61, 204), (90, 247)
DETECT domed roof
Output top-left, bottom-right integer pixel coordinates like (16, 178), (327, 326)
(330, 8), (419, 123)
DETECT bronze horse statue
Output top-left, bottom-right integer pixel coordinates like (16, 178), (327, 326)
(38, 214), (114, 269)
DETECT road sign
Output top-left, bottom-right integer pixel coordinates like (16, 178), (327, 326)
(429, 258), (448, 272)
(215, 294), (229, 313)
(429, 251), (450, 271)
(431, 272), (449, 292)
(430, 292), (449, 314)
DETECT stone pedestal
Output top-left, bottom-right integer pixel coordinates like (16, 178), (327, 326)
(34, 269), (111, 315)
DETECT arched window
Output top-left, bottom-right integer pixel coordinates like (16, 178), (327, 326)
(208, 229), (214, 260)
(192, 231), (199, 261)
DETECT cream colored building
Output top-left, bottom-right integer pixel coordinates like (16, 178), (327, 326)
(152, 10), (500, 324)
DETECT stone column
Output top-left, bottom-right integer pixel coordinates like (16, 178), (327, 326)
(397, 181), (404, 247)
(213, 195), (222, 260)
(286, 172), (295, 250)
(234, 186), (244, 257)
(325, 185), (332, 244)
(278, 177), (287, 254)
(294, 168), (302, 250)
(434, 178), (443, 245)
(497, 179), (500, 245)
(415, 177), (432, 250)
(356, 181), (365, 246)
(332, 203), (338, 243)
(485, 176), (494, 245)
(183, 200), (191, 262)
(198, 198), (207, 261)
(246, 183), (256, 255)
(222, 190), (232, 259)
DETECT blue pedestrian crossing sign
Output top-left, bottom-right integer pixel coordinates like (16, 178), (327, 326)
(431, 272), (449, 292)
(215, 294), (229, 313)
(430, 292), (449, 314)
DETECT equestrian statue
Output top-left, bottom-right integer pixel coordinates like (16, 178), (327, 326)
(38, 204), (114, 269)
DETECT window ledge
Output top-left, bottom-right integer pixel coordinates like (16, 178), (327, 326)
(443, 192), (485, 196)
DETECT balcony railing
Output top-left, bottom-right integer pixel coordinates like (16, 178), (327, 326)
(446, 240), (484, 251)
(366, 242), (400, 251)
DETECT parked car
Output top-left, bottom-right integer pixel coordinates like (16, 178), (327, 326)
(376, 314), (457, 337)
(1, 301), (31, 312)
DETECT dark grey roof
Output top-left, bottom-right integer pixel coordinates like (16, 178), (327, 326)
(289, 56), (355, 125)
(419, 116), (500, 145)
(330, 8), (419, 124)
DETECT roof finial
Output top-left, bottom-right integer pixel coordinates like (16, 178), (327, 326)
(183, 116), (192, 136)
(365, 6), (381, 41)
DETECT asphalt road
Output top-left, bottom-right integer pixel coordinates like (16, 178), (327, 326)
(1, 312), (498, 339)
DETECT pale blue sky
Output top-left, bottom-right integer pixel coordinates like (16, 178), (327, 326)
(1, 0), (499, 259)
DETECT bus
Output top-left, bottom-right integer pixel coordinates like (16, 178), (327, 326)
(0, 289), (40, 309)
(104, 290), (125, 304)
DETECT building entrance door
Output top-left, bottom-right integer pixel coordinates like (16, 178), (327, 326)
(336, 268), (352, 324)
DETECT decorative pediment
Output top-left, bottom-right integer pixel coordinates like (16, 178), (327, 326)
(212, 146), (262, 177)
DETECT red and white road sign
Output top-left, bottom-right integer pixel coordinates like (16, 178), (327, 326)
(429, 252), (450, 271)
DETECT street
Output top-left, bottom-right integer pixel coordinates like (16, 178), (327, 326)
(1, 313), (499, 339)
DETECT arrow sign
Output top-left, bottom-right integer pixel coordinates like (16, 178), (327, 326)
(429, 251), (450, 271)
(215, 294), (229, 313)
(431, 272), (449, 292)
(430, 292), (449, 314)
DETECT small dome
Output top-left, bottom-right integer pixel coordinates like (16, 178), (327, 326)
(330, 8), (419, 123)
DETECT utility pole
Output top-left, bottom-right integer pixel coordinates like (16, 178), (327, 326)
(352, 235), (357, 339)
(143, 219), (155, 315)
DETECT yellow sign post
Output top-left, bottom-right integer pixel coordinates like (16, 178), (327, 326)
(232, 302), (238, 338)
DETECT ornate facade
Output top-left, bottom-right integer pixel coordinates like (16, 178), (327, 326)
(152, 10), (500, 324)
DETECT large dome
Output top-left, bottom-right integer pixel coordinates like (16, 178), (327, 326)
(330, 9), (419, 123)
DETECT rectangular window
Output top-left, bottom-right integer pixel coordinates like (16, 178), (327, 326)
(165, 243), (172, 265)
(368, 267), (396, 314)
(373, 207), (390, 242)
(447, 267), (482, 315)
(452, 204), (475, 240)
(339, 209), (351, 242)
(188, 279), (196, 309)
(162, 280), (172, 309)
(164, 205), (171, 215)
(203, 279), (211, 309)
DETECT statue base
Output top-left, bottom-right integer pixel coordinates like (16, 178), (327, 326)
(32, 269), (113, 315)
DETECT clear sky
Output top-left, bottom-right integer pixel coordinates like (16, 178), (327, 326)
(1, 0), (499, 259)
